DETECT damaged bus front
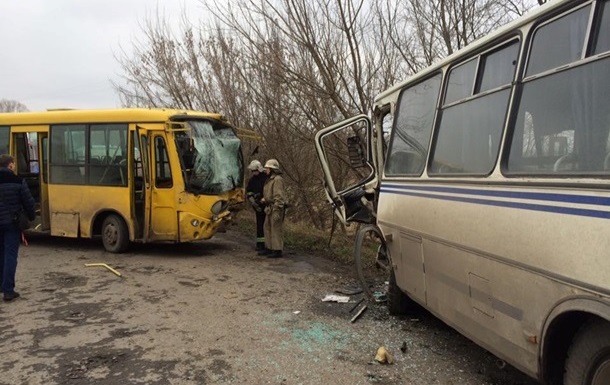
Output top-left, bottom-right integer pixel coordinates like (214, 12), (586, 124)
(167, 115), (245, 243)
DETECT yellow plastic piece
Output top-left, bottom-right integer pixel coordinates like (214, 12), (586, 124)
(85, 263), (122, 277)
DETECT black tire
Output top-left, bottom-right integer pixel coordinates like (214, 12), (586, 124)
(353, 225), (380, 301)
(101, 214), (130, 253)
(387, 269), (411, 315)
(564, 319), (610, 385)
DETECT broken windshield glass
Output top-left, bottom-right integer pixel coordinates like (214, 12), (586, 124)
(175, 119), (243, 195)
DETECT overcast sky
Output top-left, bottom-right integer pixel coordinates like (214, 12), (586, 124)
(0, 0), (206, 112)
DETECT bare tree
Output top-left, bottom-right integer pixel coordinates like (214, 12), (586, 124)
(114, 0), (538, 229)
(0, 99), (28, 112)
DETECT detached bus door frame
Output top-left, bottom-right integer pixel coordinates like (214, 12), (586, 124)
(314, 114), (377, 225)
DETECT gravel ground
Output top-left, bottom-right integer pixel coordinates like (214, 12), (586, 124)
(0, 229), (539, 385)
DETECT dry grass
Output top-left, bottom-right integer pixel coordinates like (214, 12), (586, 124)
(230, 209), (379, 268)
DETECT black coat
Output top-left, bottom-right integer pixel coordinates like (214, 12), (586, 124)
(0, 168), (36, 227)
(246, 172), (268, 202)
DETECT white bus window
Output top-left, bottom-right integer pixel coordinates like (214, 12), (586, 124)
(476, 41), (519, 93)
(385, 74), (441, 176)
(431, 40), (517, 175)
(431, 90), (509, 174)
(444, 59), (477, 105)
(507, 57), (610, 174)
(593, 0), (610, 55)
(526, 5), (591, 77)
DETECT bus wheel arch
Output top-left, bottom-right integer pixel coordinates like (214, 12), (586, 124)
(93, 211), (131, 253)
(541, 300), (610, 385)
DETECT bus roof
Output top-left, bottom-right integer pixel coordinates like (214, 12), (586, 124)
(0, 108), (226, 126)
(374, 0), (575, 105)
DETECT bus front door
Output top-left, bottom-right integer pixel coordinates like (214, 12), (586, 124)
(148, 132), (177, 241)
(11, 128), (49, 231)
(38, 133), (50, 230)
(133, 127), (150, 241)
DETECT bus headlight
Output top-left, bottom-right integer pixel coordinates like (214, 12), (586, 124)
(191, 219), (200, 227)
(211, 200), (228, 215)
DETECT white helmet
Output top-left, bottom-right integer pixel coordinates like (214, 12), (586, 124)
(264, 159), (280, 170)
(248, 160), (264, 172)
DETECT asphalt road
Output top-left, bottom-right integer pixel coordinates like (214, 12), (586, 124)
(0, 229), (539, 385)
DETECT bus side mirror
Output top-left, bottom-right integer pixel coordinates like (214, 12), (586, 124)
(347, 136), (367, 168)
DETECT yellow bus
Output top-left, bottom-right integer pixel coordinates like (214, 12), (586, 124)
(316, 0), (610, 384)
(0, 108), (244, 252)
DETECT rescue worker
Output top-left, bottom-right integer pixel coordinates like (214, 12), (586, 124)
(0, 154), (35, 301)
(245, 160), (268, 251)
(258, 159), (286, 258)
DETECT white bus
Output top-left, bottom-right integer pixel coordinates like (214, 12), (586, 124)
(315, 1), (610, 384)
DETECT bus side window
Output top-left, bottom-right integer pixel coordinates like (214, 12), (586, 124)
(154, 137), (173, 188)
(385, 73), (442, 176)
(430, 40), (518, 175)
(507, 4), (610, 175)
(0, 126), (8, 155)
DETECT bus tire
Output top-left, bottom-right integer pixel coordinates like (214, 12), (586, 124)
(564, 319), (610, 385)
(102, 214), (130, 253)
(387, 269), (410, 315)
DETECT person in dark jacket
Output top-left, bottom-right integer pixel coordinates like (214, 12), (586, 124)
(0, 154), (35, 301)
(245, 160), (268, 251)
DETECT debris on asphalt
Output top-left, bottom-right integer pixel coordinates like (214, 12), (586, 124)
(84, 263), (122, 277)
(322, 294), (350, 303)
(373, 292), (386, 302)
(335, 284), (363, 295)
(349, 298), (365, 313)
(374, 346), (394, 364)
(400, 341), (408, 353)
(350, 304), (367, 323)
(293, 311), (301, 315)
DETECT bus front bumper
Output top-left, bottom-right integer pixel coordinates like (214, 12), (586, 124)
(178, 211), (231, 242)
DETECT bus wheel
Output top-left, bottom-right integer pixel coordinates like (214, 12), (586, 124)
(387, 269), (411, 315)
(565, 319), (610, 385)
(102, 214), (130, 253)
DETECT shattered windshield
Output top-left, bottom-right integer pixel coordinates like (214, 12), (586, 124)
(175, 119), (243, 195)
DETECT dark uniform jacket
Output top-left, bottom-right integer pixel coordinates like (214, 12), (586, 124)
(0, 168), (36, 227)
(246, 173), (268, 204)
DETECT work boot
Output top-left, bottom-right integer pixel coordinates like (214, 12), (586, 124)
(257, 248), (273, 256)
(267, 250), (283, 258)
(3, 291), (20, 302)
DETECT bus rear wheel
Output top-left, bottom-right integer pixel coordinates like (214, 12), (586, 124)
(565, 319), (610, 385)
(102, 214), (130, 253)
